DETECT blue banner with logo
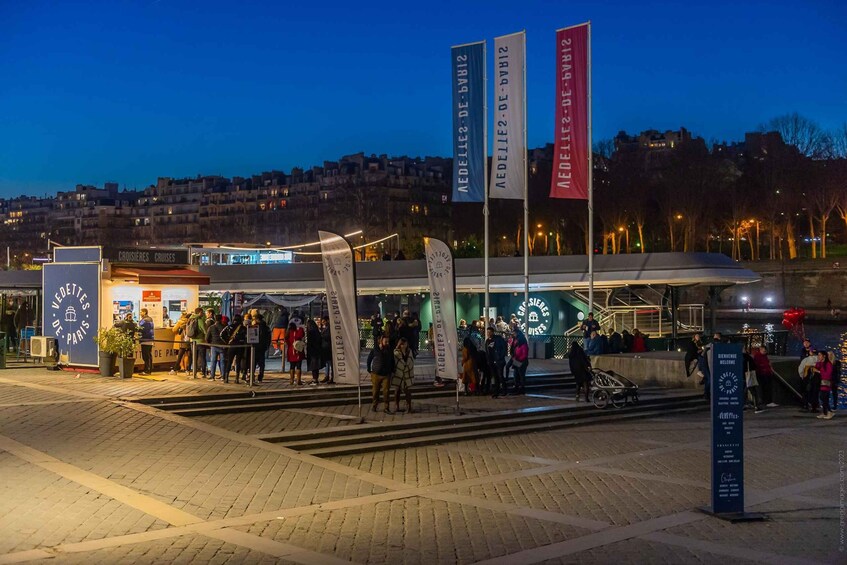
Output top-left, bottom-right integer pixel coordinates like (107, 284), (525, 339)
(43, 263), (100, 367)
(451, 41), (486, 203)
(709, 342), (745, 514)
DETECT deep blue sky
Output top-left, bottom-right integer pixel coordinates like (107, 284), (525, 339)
(1, 0), (844, 197)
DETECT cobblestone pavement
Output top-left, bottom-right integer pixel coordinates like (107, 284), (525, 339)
(0, 367), (844, 564)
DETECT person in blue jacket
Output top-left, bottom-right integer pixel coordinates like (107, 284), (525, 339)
(138, 308), (155, 375)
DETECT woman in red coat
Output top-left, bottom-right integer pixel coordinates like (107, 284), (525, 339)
(630, 329), (647, 353)
(285, 322), (306, 385)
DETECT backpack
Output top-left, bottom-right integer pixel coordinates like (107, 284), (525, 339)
(186, 317), (199, 339)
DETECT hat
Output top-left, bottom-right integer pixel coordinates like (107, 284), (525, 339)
(293, 340), (306, 352)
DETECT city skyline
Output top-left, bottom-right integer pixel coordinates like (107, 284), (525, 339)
(1, 0), (845, 196)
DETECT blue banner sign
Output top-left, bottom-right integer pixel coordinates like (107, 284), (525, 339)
(42, 263), (101, 367)
(451, 41), (486, 203)
(54, 246), (101, 263)
(710, 342), (745, 514)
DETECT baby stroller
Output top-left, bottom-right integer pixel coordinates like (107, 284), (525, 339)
(591, 368), (639, 409)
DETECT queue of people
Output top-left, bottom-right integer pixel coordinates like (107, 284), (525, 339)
(798, 339), (841, 419)
(455, 318), (529, 398)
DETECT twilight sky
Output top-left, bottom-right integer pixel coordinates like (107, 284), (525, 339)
(1, 0), (844, 197)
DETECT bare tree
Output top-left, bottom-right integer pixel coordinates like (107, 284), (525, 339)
(831, 123), (847, 159)
(760, 112), (829, 158)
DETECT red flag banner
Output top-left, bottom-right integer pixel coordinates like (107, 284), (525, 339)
(550, 23), (589, 200)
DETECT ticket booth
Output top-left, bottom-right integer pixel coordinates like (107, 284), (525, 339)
(43, 246), (208, 370)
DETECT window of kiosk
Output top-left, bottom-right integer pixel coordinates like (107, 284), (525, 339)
(109, 286), (193, 328)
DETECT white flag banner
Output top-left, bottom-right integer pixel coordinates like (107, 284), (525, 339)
(319, 231), (360, 384)
(424, 237), (459, 381)
(489, 30), (526, 200)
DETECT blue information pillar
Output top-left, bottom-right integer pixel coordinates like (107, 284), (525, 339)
(708, 342), (749, 517)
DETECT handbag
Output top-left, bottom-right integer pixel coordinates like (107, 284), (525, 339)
(745, 370), (758, 388)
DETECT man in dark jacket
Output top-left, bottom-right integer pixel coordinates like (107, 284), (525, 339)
(138, 308), (155, 375)
(253, 313), (271, 383)
(485, 327), (507, 398)
(684, 333), (703, 377)
(221, 315), (247, 384)
(367, 335), (394, 413)
(320, 316), (333, 383)
(205, 314), (227, 381)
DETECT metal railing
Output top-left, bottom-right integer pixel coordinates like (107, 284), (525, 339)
(357, 328), (789, 360)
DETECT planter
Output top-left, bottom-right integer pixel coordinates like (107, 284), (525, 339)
(117, 356), (135, 379)
(99, 351), (116, 377)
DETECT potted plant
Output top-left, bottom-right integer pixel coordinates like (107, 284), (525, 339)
(113, 330), (137, 379)
(93, 328), (119, 377)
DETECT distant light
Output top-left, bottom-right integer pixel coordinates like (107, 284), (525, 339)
(764, 296), (774, 303)
(740, 296), (748, 302)
(577, 312), (585, 321)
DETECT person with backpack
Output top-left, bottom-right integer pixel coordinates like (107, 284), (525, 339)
(205, 314), (226, 381)
(185, 308), (208, 378)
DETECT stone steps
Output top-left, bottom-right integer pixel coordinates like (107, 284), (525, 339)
(132, 373), (575, 417)
(265, 394), (707, 457)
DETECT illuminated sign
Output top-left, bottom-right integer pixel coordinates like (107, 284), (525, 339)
(517, 296), (552, 336)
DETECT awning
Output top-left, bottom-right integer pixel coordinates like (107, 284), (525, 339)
(111, 267), (210, 286)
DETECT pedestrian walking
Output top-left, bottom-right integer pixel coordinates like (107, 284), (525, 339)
(320, 316), (333, 383)
(221, 315), (247, 384)
(743, 346), (763, 413)
(511, 330), (529, 395)
(169, 312), (192, 375)
(753, 346), (777, 407)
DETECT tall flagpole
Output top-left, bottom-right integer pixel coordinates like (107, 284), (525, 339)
(522, 30), (529, 329)
(587, 21), (594, 315)
(483, 41), (490, 325)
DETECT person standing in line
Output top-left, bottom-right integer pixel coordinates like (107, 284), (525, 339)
(367, 335), (394, 414)
(800, 338), (813, 360)
(392, 337), (415, 413)
(138, 308), (155, 375)
(320, 316), (333, 384)
(568, 340), (592, 402)
(585, 330), (603, 358)
(828, 350), (841, 411)
(798, 350), (819, 412)
(370, 311), (384, 344)
(205, 314), (226, 381)
(630, 329), (647, 353)
(815, 350), (834, 420)
(220, 315), (247, 384)
(286, 321), (306, 386)
(169, 312), (191, 375)
(511, 330), (529, 395)
(253, 313), (271, 383)
(485, 327), (507, 399)
(306, 319), (323, 386)
(753, 346), (777, 407)
(186, 307), (209, 379)
(409, 312), (421, 358)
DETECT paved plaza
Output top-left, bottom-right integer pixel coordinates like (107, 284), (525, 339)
(0, 366), (843, 564)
